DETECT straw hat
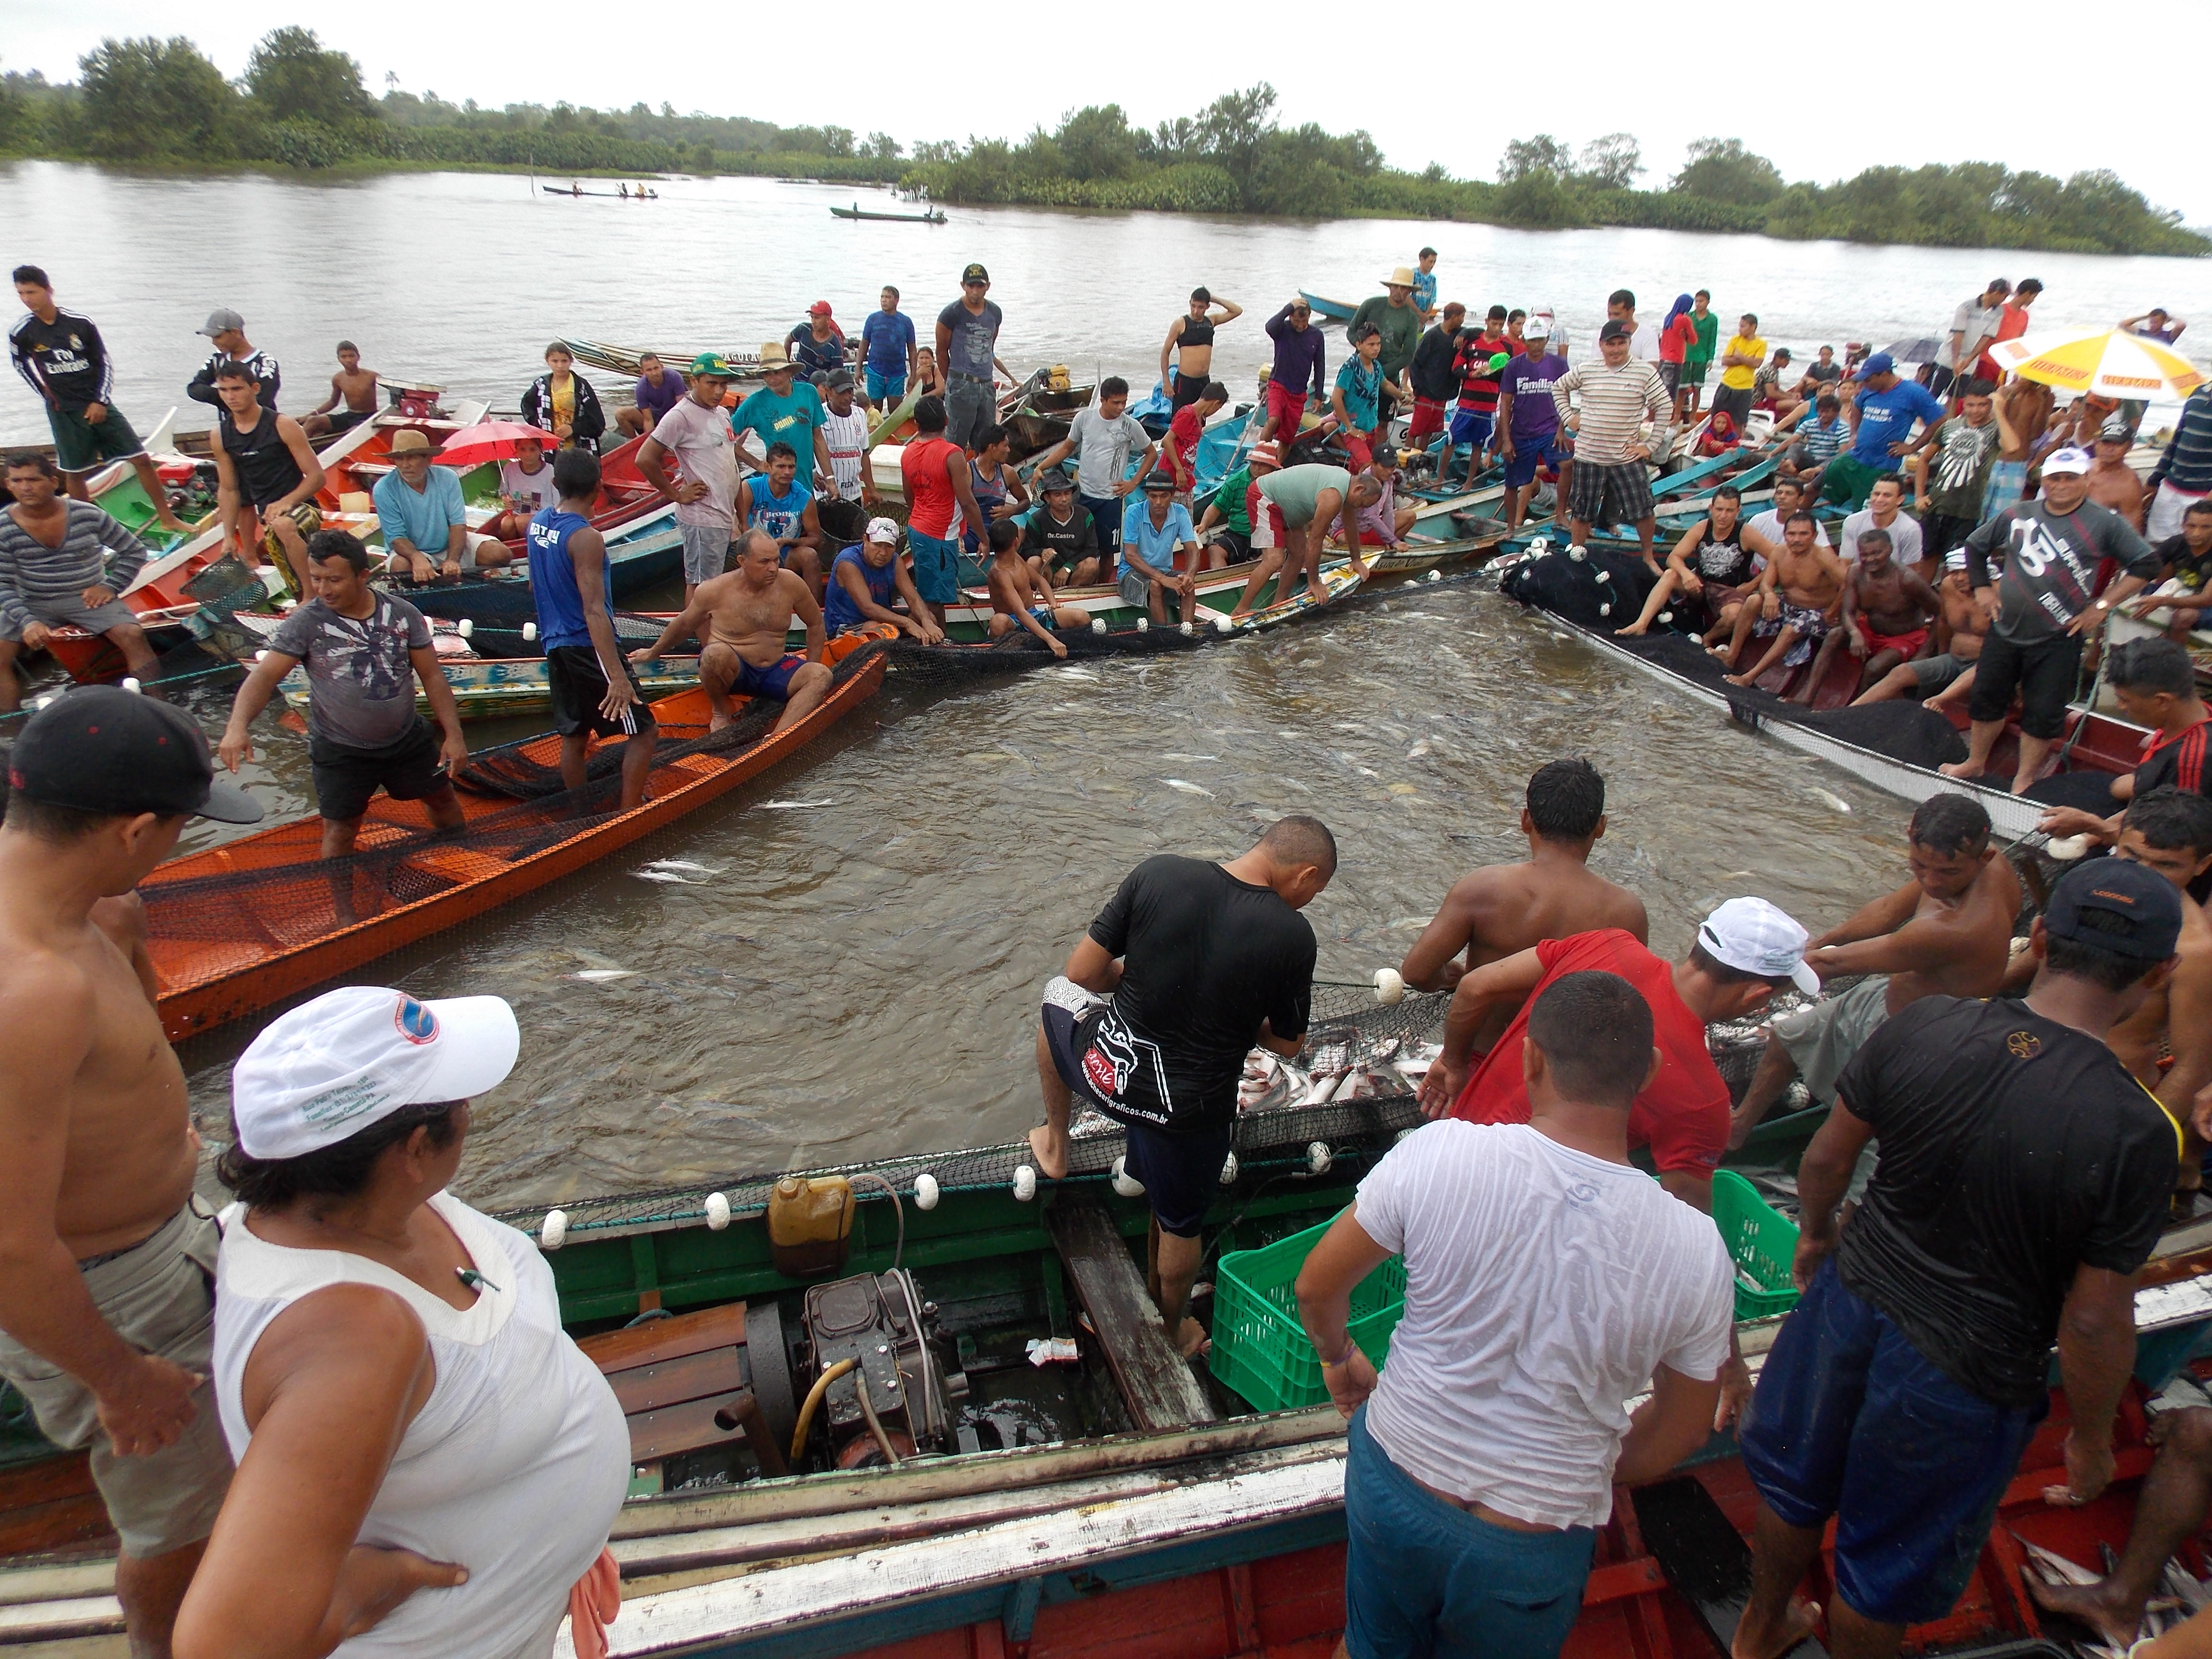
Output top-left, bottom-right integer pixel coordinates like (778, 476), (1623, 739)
(389, 429), (437, 456)
(1382, 266), (1418, 289)
(757, 341), (793, 372)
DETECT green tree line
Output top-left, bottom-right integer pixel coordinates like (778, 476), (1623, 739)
(1, 32), (2202, 257)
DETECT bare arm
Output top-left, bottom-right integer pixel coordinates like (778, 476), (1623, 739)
(948, 451), (986, 531)
(632, 593), (714, 664)
(637, 435), (702, 506)
(213, 445), (250, 550)
(793, 497), (822, 554)
(2157, 945), (2212, 1123)
(1160, 318), (1181, 389)
(218, 649), (302, 772)
(1294, 1204), (1393, 1418)
(2050, 1264), (2141, 1506)
(1792, 1096), (1878, 1286)
(1809, 879), (1921, 950)
(570, 528), (637, 724)
(272, 418), (326, 514)
(313, 376), (341, 417)
(408, 644), (468, 772)
(1063, 934), (1123, 995)
(789, 573), (827, 663)
(1213, 299), (1243, 325)
(1612, 1364), (1725, 1486)
(1415, 948), (1546, 1117)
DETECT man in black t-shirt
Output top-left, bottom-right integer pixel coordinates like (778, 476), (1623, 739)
(1021, 470), (1101, 588)
(1736, 859), (2184, 1659)
(1032, 817), (1333, 1357)
(2129, 496), (2212, 640)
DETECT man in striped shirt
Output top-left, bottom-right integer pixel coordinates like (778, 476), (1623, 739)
(1550, 321), (1674, 566)
(0, 452), (156, 710)
(2147, 384), (2212, 542)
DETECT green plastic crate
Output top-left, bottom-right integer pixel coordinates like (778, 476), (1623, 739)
(1210, 1215), (1407, 1413)
(1714, 1169), (1801, 1319)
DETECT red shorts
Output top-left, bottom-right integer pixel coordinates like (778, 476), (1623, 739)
(1406, 398), (1448, 441)
(1343, 428), (1380, 471)
(1246, 482), (1290, 552)
(1865, 626), (1929, 659)
(1266, 383), (1308, 433)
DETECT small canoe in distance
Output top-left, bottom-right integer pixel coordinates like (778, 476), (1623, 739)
(830, 204), (946, 224)
(143, 635), (888, 1043)
(541, 185), (659, 199)
(1298, 291), (1356, 322)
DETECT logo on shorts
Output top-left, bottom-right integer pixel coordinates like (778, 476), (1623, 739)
(2006, 1030), (2041, 1059)
(1082, 1045), (1120, 1100)
(395, 995), (439, 1045)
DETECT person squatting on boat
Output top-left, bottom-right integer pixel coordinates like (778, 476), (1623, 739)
(0, 689), (262, 1657)
(1029, 817), (1335, 1359)
(0, 450), (158, 711)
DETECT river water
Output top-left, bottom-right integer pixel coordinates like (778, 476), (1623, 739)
(6, 163), (2201, 1208)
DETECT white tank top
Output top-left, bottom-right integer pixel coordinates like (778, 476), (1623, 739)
(213, 1192), (630, 1659)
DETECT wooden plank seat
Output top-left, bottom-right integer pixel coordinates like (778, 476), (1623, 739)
(1046, 1195), (1215, 1433)
(578, 1303), (787, 1477)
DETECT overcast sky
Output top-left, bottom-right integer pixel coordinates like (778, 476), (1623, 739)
(9, 0), (2211, 226)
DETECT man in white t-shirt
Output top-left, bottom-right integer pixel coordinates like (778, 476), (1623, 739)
(813, 369), (876, 547)
(1743, 475), (1832, 562)
(636, 352), (742, 600)
(1296, 969), (1734, 1659)
(1841, 472), (1923, 568)
(1586, 288), (1661, 366)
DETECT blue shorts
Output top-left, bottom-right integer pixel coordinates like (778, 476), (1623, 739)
(1739, 1260), (2045, 1626)
(1447, 409), (1494, 451)
(865, 367), (906, 404)
(1345, 1408), (1595, 1659)
(1079, 491), (1122, 554)
(1503, 436), (1564, 490)
(907, 529), (962, 604)
(732, 652), (805, 700)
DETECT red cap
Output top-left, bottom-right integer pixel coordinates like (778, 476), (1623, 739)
(808, 301), (834, 316)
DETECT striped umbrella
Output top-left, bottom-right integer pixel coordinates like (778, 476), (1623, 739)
(1987, 327), (2206, 398)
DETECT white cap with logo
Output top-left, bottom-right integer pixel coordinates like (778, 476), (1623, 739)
(865, 517), (900, 544)
(1697, 897), (1820, 995)
(231, 986), (521, 1160)
(2042, 446), (2094, 477)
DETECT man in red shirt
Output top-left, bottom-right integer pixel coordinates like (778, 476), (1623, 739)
(1166, 382), (1227, 500)
(1416, 898), (1819, 1210)
(897, 395), (987, 629)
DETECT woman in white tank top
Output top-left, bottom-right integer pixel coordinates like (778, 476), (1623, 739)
(174, 988), (628, 1659)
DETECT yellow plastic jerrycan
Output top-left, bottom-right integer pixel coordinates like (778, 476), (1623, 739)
(768, 1175), (854, 1279)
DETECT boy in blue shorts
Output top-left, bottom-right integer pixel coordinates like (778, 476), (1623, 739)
(1495, 321), (1571, 529)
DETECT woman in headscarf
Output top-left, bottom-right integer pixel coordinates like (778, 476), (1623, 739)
(1659, 294), (1699, 418)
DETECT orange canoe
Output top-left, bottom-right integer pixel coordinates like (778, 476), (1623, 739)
(144, 637), (887, 1042)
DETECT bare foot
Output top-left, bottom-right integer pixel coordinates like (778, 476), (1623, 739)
(1725, 671), (1757, 687)
(2024, 1573), (2139, 1651)
(1026, 1124), (1068, 1179)
(1731, 1597), (1820, 1659)
(2008, 773), (2038, 796)
(1175, 1317), (1211, 1358)
(1938, 760), (1984, 780)
(708, 711), (734, 733)
(1614, 621), (1651, 637)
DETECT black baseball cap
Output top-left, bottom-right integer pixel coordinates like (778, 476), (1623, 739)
(961, 263), (990, 285)
(1141, 469), (1176, 492)
(2044, 858), (2182, 960)
(5, 686), (263, 824)
(1599, 319), (1634, 343)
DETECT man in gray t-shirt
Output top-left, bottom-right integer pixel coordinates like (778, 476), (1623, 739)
(218, 529), (469, 856)
(935, 262), (1009, 450)
(1028, 378), (1159, 555)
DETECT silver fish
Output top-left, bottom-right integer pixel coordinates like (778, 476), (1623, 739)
(645, 859), (717, 874)
(567, 969), (639, 982)
(1166, 779), (1216, 797)
(1811, 787), (1853, 815)
(758, 798), (833, 810)
(633, 870), (702, 885)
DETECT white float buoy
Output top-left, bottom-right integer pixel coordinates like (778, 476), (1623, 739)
(1180, 620), (1194, 636)
(914, 1172), (940, 1210)
(1423, 569), (1442, 583)
(120, 676), (142, 693)
(1219, 1151), (1239, 1185)
(522, 620), (538, 643)
(1373, 967), (1406, 1005)
(1308, 1141), (1334, 1175)
(2045, 834), (2093, 861)
(1212, 610), (1234, 633)
(1110, 1156), (1145, 1199)
(540, 1209), (568, 1250)
(704, 1192), (731, 1230)
(1598, 602), (1611, 615)
(1012, 1165), (1037, 1201)
(1594, 570), (1611, 585)
(1135, 617), (1149, 633)
(1091, 617), (1106, 634)
(1658, 612), (1673, 624)
(457, 618), (474, 639)
(1567, 544), (1587, 562)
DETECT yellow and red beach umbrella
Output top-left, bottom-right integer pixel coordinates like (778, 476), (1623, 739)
(1988, 328), (2205, 399)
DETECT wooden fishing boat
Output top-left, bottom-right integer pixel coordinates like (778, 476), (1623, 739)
(542, 185), (660, 199)
(939, 554), (1366, 643)
(1298, 291), (1355, 322)
(558, 337), (860, 380)
(830, 204), (947, 224)
(139, 635), (888, 1043)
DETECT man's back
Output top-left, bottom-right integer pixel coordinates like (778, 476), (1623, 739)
(1405, 857), (1646, 1013)
(1836, 996), (2176, 1406)
(1357, 1120), (1732, 1526)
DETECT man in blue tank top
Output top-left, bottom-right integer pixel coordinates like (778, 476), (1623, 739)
(527, 450), (656, 812)
(824, 518), (942, 642)
(735, 442), (823, 600)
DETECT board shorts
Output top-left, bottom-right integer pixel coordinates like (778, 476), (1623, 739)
(1710, 384), (1756, 425)
(0, 1202), (232, 1558)
(1754, 599), (1831, 667)
(1863, 625), (1929, 660)
(1682, 358), (1712, 388)
(1820, 455), (1881, 512)
(0, 591), (140, 642)
(1741, 1259), (2044, 1626)
(1919, 512), (1978, 561)
(1038, 976), (1232, 1237)
(993, 607), (1056, 634)
(1657, 361), (1683, 397)
(1246, 483), (1290, 552)
(46, 403), (146, 473)
(1908, 652), (1972, 696)
(1447, 409), (1494, 452)
(680, 523), (733, 585)
(321, 409), (372, 435)
(1502, 434), (1564, 490)
(546, 643), (651, 740)
(1568, 458), (1653, 527)
(1343, 427), (1380, 472)
(732, 651), (806, 700)
(1406, 398), (1448, 442)
(1208, 529), (1251, 566)
(905, 528), (962, 604)
(1968, 629), (2081, 740)
(1077, 493), (1122, 558)
(1116, 566), (1155, 610)
(309, 716), (448, 822)
(1344, 1407), (1594, 1659)
(1771, 975), (1891, 1106)
(864, 367), (906, 405)
(1265, 383), (1308, 434)
(1171, 372), (1211, 411)
(260, 499), (322, 552)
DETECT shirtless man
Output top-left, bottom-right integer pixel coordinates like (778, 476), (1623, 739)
(983, 518), (1082, 656)
(632, 528), (830, 734)
(2086, 416), (2147, 531)
(300, 341), (378, 440)
(0, 687), (263, 1656)
(1852, 549), (1988, 708)
(1839, 528), (1941, 694)
(1723, 512), (1847, 703)
(1399, 758), (1647, 1058)
(1730, 793), (2019, 1147)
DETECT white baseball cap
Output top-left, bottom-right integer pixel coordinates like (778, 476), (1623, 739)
(231, 986), (521, 1160)
(1524, 318), (1551, 338)
(866, 516), (900, 544)
(2042, 446), (2093, 476)
(1697, 897), (1820, 995)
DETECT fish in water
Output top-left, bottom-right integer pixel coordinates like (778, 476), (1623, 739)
(645, 859), (717, 875)
(634, 870), (704, 885)
(758, 798), (834, 810)
(1810, 788), (1853, 815)
(1165, 779), (1216, 797)
(567, 969), (639, 982)
(1161, 753), (1219, 762)
(1407, 740), (1434, 759)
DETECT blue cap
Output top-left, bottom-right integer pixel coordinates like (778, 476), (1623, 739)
(1854, 352), (1896, 380)
(2044, 858), (2183, 960)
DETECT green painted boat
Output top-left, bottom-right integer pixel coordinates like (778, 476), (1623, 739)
(276, 651), (705, 723)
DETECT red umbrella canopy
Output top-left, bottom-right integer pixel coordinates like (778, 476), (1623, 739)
(435, 421), (554, 470)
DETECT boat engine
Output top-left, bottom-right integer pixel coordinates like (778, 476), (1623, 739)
(796, 1269), (963, 1468)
